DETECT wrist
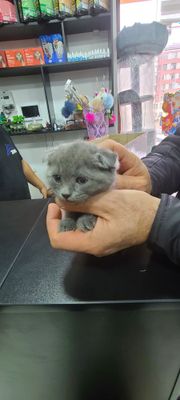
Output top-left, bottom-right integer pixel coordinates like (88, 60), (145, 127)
(143, 196), (160, 241)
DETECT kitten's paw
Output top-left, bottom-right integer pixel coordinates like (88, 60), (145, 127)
(76, 214), (97, 232)
(59, 218), (76, 232)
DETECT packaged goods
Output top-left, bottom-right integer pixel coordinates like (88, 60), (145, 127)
(18, 0), (40, 21)
(24, 48), (45, 65)
(76, 0), (89, 15)
(5, 49), (26, 68)
(59, 1), (75, 17)
(39, 0), (59, 18)
(39, 35), (56, 64)
(0, 50), (7, 68)
(90, 0), (109, 13)
(0, 51), (7, 68)
(0, 0), (17, 23)
(51, 34), (67, 63)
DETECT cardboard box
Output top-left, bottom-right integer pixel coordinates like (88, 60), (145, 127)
(5, 49), (26, 68)
(24, 48), (45, 65)
(0, 0), (17, 23)
(0, 50), (7, 68)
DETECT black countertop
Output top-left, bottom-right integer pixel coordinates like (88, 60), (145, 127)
(0, 199), (179, 304)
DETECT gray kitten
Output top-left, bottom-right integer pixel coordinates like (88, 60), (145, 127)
(47, 141), (118, 232)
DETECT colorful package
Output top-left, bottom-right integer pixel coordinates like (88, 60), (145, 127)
(0, 0), (17, 23)
(161, 91), (180, 135)
(0, 51), (7, 68)
(39, 35), (56, 64)
(39, 0), (59, 17)
(5, 49), (26, 68)
(76, 0), (89, 15)
(51, 34), (67, 63)
(24, 48), (45, 65)
(59, 1), (75, 17)
(90, 0), (109, 12)
(18, 0), (40, 21)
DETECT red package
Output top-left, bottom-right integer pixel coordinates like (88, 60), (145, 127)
(0, 0), (17, 23)
(5, 49), (26, 68)
(24, 48), (45, 66)
(0, 50), (7, 68)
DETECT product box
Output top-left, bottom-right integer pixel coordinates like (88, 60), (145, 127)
(59, 1), (75, 17)
(5, 49), (26, 68)
(39, 0), (59, 17)
(24, 48), (45, 65)
(18, 0), (40, 22)
(76, 0), (89, 15)
(0, 0), (17, 23)
(51, 34), (67, 63)
(0, 50), (7, 68)
(39, 35), (56, 64)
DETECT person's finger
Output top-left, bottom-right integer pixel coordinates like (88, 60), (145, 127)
(46, 203), (62, 234)
(46, 203), (94, 253)
(116, 174), (147, 190)
(96, 139), (139, 173)
(49, 230), (93, 253)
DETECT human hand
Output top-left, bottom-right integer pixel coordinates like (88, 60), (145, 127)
(40, 186), (53, 198)
(96, 139), (152, 193)
(46, 190), (160, 256)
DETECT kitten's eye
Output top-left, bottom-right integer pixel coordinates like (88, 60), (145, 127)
(76, 176), (88, 184)
(53, 175), (61, 183)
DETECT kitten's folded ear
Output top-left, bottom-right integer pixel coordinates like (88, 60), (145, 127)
(93, 149), (119, 171)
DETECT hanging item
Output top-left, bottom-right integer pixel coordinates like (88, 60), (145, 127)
(59, 0), (76, 17)
(62, 79), (115, 139)
(76, 0), (89, 15)
(90, 0), (109, 13)
(39, 0), (59, 18)
(18, 0), (40, 22)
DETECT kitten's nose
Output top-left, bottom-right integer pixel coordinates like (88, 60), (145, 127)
(62, 193), (70, 200)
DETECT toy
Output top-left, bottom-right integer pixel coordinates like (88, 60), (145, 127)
(62, 100), (75, 118)
(62, 79), (115, 139)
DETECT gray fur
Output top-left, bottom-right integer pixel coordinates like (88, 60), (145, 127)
(47, 141), (118, 232)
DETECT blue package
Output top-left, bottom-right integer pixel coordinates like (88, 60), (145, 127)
(51, 34), (67, 63)
(39, 35), (56, 64)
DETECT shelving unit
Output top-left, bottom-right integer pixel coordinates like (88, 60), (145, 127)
(0, 2), (118, 134)
(0, 13), (110, 40)
(0, 58), (111, 77)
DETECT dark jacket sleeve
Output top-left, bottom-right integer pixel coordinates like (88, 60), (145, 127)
(148, 194), (180, 265)
(142, 129), (180, 197)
